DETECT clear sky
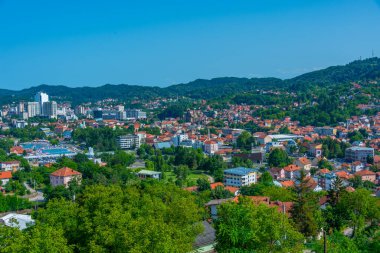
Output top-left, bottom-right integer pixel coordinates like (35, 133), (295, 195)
(1, 0), (380, 89)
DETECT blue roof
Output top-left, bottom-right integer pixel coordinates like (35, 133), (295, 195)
(153, 142), (172, 149)
(224, 167), (257, 176)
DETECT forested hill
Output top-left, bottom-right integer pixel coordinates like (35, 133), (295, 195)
(286, 57), (380, 90)
(0, 57), (379, 104)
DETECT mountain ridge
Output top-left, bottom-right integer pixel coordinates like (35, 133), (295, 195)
(1, 57), (379, 104)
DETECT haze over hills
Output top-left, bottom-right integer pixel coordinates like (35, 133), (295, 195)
(1, 57), (379, 105)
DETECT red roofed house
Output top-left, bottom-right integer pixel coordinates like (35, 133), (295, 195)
(355, 170), (376, 183)
(283, 165), (301, 179)
(294, 157), (312, 171)
(0, 171), (12, 185)
(210, 182), (224, 189)
(50, 167), (82, 187)
(204, 140), (218, 155)
(10, 146), (24, 155)
(224, 186), (240, 196)
(280, 180), (295, 188)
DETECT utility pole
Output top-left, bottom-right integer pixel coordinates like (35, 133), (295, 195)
(324, 232), (327, 253)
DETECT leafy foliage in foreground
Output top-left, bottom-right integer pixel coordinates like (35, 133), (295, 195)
(215, 197), (304, 253)
(0, 181), (203, 253)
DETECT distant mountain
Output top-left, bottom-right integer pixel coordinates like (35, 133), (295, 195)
(0, 58), (379, 105)
(286, 57), (380, 89)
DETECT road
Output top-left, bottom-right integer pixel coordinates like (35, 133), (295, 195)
(23, 182), (45, 202)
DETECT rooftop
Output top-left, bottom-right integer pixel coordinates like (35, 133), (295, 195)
(51, 167), (82, 177)
(224, 167), (257, 176)
(137, 170), (161, 175)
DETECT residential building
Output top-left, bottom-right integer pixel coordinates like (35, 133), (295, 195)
(308, 143), (323, 157)
(314, 127), (337, 136)
(0, 213), (35, 230)
(137, 170), (161, 180)
(125, 109), (147, 119)
(0, 161), (20, 172)
(34, 91), (49, 115)
(27, 102), (40, 118)
(269, 167), (285, 180)
(223, 167), (257, 187)
(50, 167), (82, 187)
(283, 164), (301, 179)
(294, 157), (312, 171)
(204, 140), (218, 155)
(345, 147), (374, 162)
(172, 134), (188, 146)
(93, 108), (103, 119)
(354, 170), (376, 183)
(118, 134), (145, 149)
(0, 171), (12, 185)
(42, 101), (57, 118)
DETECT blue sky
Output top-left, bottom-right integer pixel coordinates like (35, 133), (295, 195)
(1, 0), (380, 89)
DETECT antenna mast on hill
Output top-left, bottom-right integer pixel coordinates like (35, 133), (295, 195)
(372, 49), (374, 57)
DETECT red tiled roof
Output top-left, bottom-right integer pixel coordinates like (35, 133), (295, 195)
(0, 171), (12, 179)
(51, 167), (81, 177)
(319, 168), (330, 174)
(298, 157), (311, 165)
(283, 165), (300, 172)
(225, 186), (239, 194)
(184, 186), (198, 192)
(210, 182), (224, 190)
(281, 180), (295, 187)
(355, 170), (376, 176)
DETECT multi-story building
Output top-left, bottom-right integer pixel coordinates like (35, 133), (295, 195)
(224, 167), (257, 187)
(314, 127), (337, 136)
(345, 147), (374, 162)
(35, 92), (49, 115)
(75, 105), (86, 115)
(118, 133), (145, 149)
(27, 102), (40, 118)
(0, 161), (20, 172)
(50, 167), (82, 187)
(125, 109), (147, 119)
(172, 134), (188, 146)
(204, 140), (218, 155)
(17, 102), (25, 115)
(93, 108), (103, 119)
(42, 101), (57, 118)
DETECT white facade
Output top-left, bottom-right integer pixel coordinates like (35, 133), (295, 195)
(27, 102), (40, 117)
(35, 92), (49, 115)
(224, 167), (257, 187)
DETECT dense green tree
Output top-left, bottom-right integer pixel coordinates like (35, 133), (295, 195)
(232, 156), (254, 168)
(290, 171), (322, 237)
(311, 231), (360, 253)
(236, 131), (255, 151)
(0, 223), (73, 253)
(211, 186), (233, 199)
(39, 182), (203, 252)
(268, 148), (292, 168)
(259, 171), (273, 186)
(215, 198), (304, 252)
(196, 178), (211, 191)
(338, 189), (380, 237)
(173, 165), (190, 187)
(198, 155), (226, 181)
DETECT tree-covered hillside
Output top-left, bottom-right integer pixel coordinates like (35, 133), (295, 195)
(0, 57), (379, 105)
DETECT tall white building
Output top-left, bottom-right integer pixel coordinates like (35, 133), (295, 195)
(27, 102), (40, 118)
(35, 92), (49, 115)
